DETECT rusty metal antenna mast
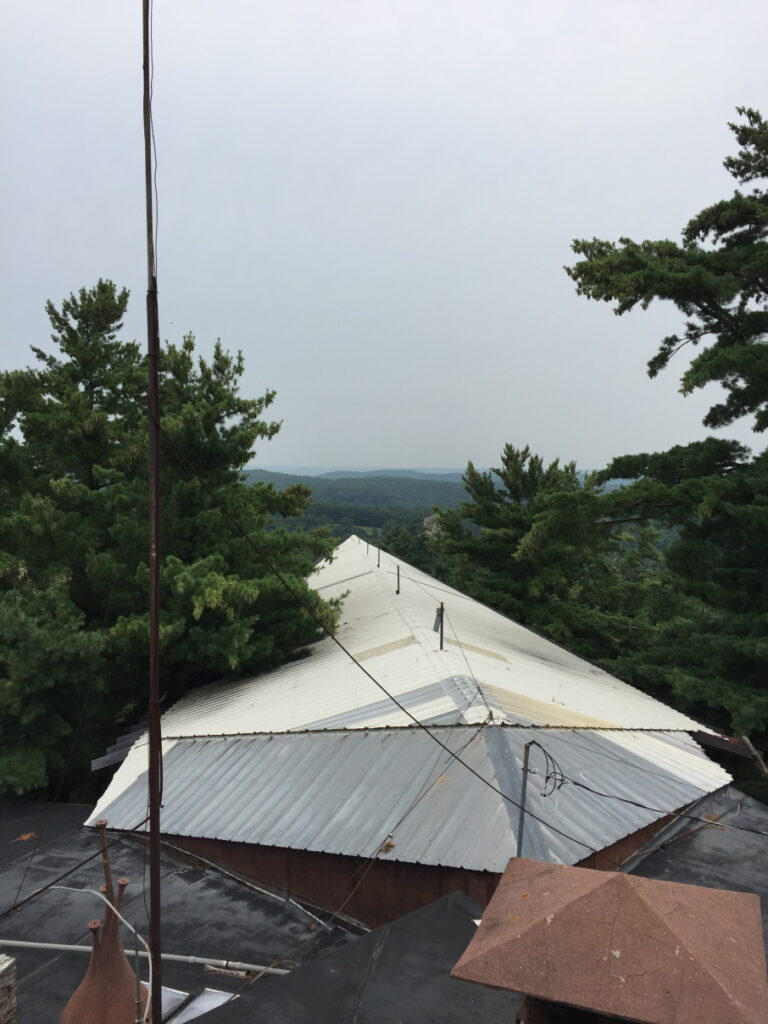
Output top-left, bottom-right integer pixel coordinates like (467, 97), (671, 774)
(142, 0), (163, 1019)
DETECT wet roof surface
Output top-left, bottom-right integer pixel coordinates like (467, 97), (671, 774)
(3, 789), (767, 1022)
(0, 801), (91, 867)
(197, 891), (523, 1023)
(0, 803), (354, 1023)
(626, 783), (768, 942)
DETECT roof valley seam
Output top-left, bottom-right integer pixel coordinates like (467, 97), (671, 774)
(482, 727), (524, 837)
(371, 566), (486, 722)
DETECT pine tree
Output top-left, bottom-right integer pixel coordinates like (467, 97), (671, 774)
(566, 108), (768, 736)
(436, 444), (670, 665)
(0, 281), (335, 797)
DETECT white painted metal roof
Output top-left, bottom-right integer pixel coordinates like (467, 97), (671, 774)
(88, 726), (730, 872)
(158, 536), (709, 738)
(90, 538), (730, 871)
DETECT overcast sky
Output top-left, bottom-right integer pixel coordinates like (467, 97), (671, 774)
(2, 1), (765, 471)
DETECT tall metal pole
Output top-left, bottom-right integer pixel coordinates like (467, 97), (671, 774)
(142, 1), (163, 1019)
(134, 927), (142, 1024)
(516, 741), (534, 858)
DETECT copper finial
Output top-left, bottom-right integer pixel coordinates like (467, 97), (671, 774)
(60, 838), (149, 1023)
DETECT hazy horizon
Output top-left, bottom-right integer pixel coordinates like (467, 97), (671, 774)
(251, 463), (467, 474)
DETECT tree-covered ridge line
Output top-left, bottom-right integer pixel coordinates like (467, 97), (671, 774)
(244, 469), (631, 545)
(315, 468), (467, 482)
(244, 468), (468, 510)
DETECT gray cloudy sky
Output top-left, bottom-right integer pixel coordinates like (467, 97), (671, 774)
(2, 1), (765, 470)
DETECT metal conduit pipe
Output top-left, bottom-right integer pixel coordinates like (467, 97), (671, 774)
(0, 940), (290, 976)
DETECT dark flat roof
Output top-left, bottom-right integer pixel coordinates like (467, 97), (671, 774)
(4, 785), (766, 1023)
(198, 891), (523, 1023)
(625, 784), (768, 942)
(0, 803), (353, 1023)
(0, 800), (91, 867)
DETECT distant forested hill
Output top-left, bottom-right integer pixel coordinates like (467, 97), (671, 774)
(244, 468), (468, 542)
(245, 468), (467, 510)
(318, 468), (465, 483)
(243, 467), (632, 546)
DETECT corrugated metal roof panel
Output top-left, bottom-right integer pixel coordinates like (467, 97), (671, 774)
(157, 537), (708, 740)
(89, 726), (730, 873)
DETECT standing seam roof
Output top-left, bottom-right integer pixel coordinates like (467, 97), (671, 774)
(155, 537), (712, 738)
(89, 726), (730, 873)
(90, 537), (729, 872)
